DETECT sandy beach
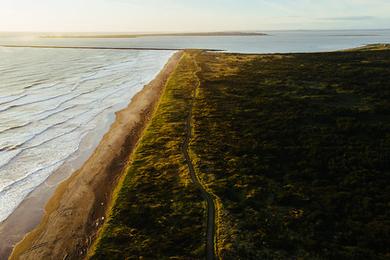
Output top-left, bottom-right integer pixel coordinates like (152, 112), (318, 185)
(6, 51), (182, 260)
(0, 98), (117, 260)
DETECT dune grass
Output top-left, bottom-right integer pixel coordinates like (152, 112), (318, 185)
(91, 48), (389, 259)
(90, 52), (206, 259)
(346, 43), (390, 51)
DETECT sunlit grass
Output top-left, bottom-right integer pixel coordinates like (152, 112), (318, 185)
(191, 49), (390, 259)
(91, 48), (390, 259)
(91, 52), (206, 259)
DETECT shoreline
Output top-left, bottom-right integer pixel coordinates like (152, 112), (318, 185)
(0, 45), (223, 52)
(40, 32), (268, 38)
(8, 51), (183, 260)
(0, 110), (116, 259)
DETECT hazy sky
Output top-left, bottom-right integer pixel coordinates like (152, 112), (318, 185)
(1, 0), (389, 32)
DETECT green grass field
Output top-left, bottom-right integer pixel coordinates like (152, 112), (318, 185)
(91, 47), (390, 259)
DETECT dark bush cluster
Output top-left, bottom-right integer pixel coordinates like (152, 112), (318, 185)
(191, 50), (390, 259)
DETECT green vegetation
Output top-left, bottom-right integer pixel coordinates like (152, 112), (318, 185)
(192, 50), (390, 259)
(347, 43), (390, 51)
(91, 53), (206, 259)
(92, 48), (390, 259)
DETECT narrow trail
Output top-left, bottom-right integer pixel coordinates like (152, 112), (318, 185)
(180, 54), (217, 260)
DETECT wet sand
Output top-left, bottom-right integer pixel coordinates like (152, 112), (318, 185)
(0, 114), (114, 259)
(6, 51), (182, 260)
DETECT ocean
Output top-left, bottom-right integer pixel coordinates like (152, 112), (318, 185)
(1, 29), (390, 222)
(0, 47), (174, 222)
(1, 29), (390, 53)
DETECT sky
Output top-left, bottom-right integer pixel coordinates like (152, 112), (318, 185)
(0, 0), (389, 32)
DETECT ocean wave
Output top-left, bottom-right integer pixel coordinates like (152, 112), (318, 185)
(0, 109), (84, 152)
(0, 141), (80, 196)
(0, 90), (75, 113)
(0, 48), (175, 222)
(0, 102), (115, 170)
(0, 159), (64, 222)
(0, 84), (100, 123)
(0, 94), (28, 106)
(0, 80), (127, 137)
(25, 105), (114, 150)
(0, 149), (22, 169)
(0, 121), (33, 136)
(23, 79), (50, 90)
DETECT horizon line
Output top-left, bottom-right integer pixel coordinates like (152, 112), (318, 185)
(1, 28), (390, 34)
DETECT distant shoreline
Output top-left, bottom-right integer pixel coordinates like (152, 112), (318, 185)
(41, 32), (268, 39)
(0, 44), (223, 52)
(328, 34), (380, 37)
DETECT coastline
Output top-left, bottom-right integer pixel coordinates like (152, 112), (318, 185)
(0, 110), (116, 259)
(40, 32), (268, 38)
(8, 51), (183, 260)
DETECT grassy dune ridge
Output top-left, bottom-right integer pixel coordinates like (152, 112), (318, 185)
(91, 53), (206, 259)
(91, 48), (390, 259)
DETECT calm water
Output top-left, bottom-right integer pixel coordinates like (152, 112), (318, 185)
(1, 30), (390, 53)
(0, 48), (173, 222)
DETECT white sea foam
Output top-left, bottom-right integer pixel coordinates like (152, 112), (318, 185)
(0, 47), (174, 222)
